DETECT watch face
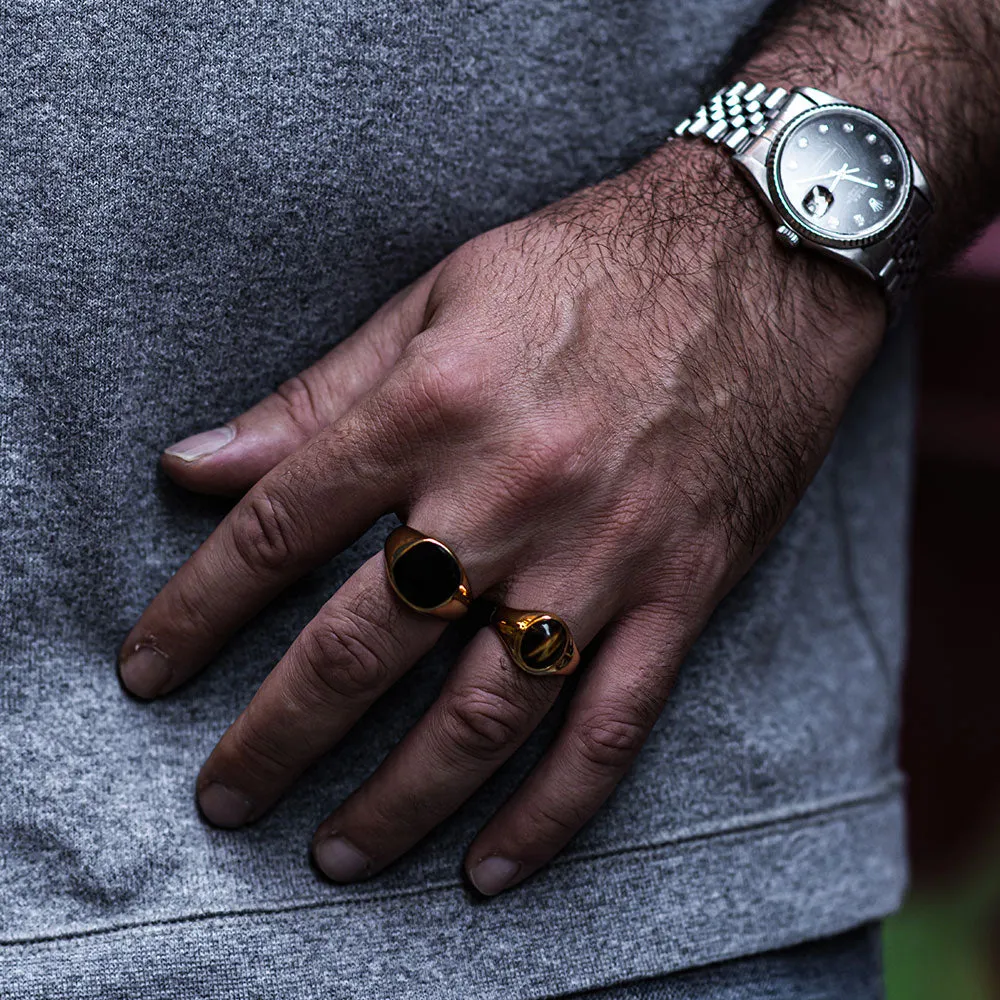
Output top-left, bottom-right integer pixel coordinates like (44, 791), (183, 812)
(770, 105), (911, 245)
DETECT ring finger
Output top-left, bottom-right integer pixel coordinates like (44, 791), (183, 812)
(307, 573), (621, 883)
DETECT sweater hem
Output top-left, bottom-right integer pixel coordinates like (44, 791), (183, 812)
(1, 789), (907, 1000)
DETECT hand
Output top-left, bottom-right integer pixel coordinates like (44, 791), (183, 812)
(119, 142), (884, 896)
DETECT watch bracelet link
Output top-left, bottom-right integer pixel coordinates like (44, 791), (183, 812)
(673, 80), (926, 321)
(877, 197), (930, 316)
(673, 80), (791, 152)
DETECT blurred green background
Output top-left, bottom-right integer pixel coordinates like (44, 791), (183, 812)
(884, 850), (1000, 1000)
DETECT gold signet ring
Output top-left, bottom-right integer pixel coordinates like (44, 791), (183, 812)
(384, 526), (472, 620)
(491, 607), (580, 676)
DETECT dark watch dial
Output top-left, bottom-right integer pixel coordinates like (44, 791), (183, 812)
(770, 105), (911, 245)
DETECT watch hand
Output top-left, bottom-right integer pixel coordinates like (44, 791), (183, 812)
(798, 168), (841, 184)
(836, 174), (880, 189)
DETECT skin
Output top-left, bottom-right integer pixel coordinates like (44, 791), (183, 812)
(119, 0), (1000, 895)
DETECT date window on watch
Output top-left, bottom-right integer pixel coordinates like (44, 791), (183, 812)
(803, 185), (834, 218)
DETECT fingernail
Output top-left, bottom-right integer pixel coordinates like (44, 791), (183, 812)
(315, 835), (372, 882)
(468, 855), (522, 896)
(119, 645), (173, 699)
(164, 425), (235, 462)
(199, 782), (255, 828)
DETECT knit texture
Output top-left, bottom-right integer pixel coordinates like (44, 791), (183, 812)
(569, 925), (884, 999)
(0, 1), (910, 996)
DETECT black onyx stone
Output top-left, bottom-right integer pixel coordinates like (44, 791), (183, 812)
(392, 540), (462, 610)
(520, 618), (569, 671)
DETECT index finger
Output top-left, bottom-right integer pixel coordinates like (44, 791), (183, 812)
(118, 406), (407, 699)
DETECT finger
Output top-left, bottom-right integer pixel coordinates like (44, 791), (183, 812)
(118, 403), (406, 699)
(462, 605), (688, 895)
(307, 579), (616, 884)
(161, 267), (440, 496)
(194, 555), (447, 828)
(195, 529), (504, 828)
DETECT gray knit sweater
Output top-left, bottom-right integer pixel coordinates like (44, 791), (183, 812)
(0, 1), (909, 996)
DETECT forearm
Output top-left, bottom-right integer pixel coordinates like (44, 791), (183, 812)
(740, 0), (1000, 264)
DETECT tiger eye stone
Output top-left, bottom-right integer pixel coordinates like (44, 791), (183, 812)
(520, 618), (569, 671)
(391, 539), (462, 610)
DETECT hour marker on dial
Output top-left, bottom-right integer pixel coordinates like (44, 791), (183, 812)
(797, 137), (808, 148)
(842, 122), (855, 133)
(853, 213), (866, 226)
(865, 133), (877, 145)
(828, 217), (840, 228)
(818, 124), (829, 134)
(787, 158), (799, 169)
(884, 178), (896, 190)
(880, 153), (892, 165)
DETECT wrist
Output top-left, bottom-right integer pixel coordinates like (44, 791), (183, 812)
(539, 133), (883, 363)
(632, 140), (885, 353)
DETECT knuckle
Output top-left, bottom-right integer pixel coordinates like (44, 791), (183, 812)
(167, 579), (219, 641)
(659, 457), (720, 532)
(643, 481), (735, 597)
(230, 707), (294, 779)
(522, 422), (589, 481)
(497, 421), (595, 506)
(592, 483), (664, 553)
(438, 685), (531, 762)
(666, 525), (732, 602)
(230, 489), (298, 574)
(387, 346), (486, 431)
(523, 796), (587, 842)
(295, 608), (395, 705)
(617, 481), (664, 534)
(572, 707), (649, 773)
(274, 374), (324, 438)
(317, 419), (391, 485)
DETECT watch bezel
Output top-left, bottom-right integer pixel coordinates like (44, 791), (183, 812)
(766, 103), (913, 249)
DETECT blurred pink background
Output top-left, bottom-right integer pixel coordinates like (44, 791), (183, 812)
(959, 219), (1000, 277)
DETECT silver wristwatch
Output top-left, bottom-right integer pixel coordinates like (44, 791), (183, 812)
(674, 82), (934, 316)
